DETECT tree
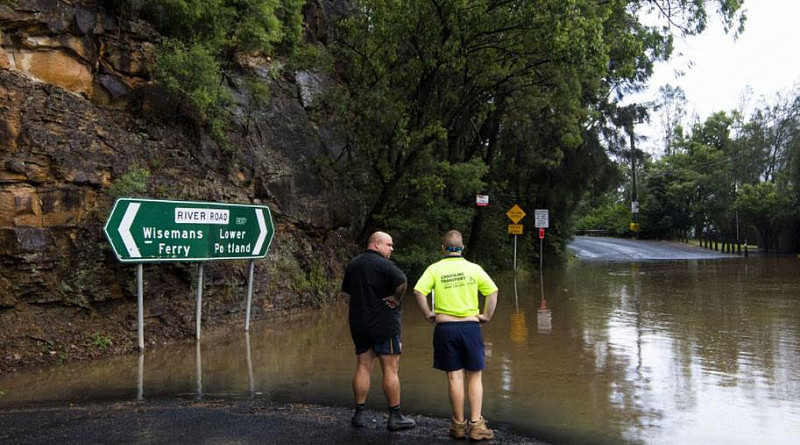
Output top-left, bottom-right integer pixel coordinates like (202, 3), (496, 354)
(323, 0), (745, 267)
(656, 84), (687, 154)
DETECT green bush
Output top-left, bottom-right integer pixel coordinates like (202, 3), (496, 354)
(88, 332), (113, 351)
(107, 167), (150, 197)
(104, 0), (302, 57)
(574, 201), (631, 236)
(101, 1), (305, 146)
(154, 40), (227, 117)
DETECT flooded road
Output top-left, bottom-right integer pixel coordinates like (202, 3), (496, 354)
(2, 254), (800, 444)
(567, 235), (734, 261)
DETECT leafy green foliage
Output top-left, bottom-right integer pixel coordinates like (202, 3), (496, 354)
(275, 0), (305, 53)
(575, 200), (631, 237)
(107, 167), (150, 197)
(316, 0), (747, 267)
(133, 0), (284, 55)
(88, 332), (113, 351)
(101, 0), (304, 146)
(153, 40), (229, 119)
(288, 43), (335, 72)
(617, 87), (800, 252)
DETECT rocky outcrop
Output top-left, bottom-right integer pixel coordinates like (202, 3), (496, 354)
(0, 0), (155, 103)
(0, 0), (355, 372)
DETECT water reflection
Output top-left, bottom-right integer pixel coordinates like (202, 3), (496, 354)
(2, 257), (800, 444)
(196, 340), (202, 399)
(509, 274), (529, 345)
(509, 311), (528, 345)
(537, 269), (552, 334)
(137, 352), (144, 401)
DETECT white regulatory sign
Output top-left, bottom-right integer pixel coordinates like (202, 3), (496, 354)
(534, 209), (549, 228)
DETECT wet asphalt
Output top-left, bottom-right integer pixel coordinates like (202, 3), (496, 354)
(0, 398), (547, 444)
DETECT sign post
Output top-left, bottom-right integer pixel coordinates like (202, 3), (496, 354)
(105, 198), (275, 349)
(506, 204), (526, 270)
(534, 209), (549, 270)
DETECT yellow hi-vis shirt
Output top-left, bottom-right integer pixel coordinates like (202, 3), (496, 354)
(413, 256), (498, 317)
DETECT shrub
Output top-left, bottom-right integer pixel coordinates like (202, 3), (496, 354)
(107, 167), (150, 198)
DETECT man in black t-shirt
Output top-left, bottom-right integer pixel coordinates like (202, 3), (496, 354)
(341, 231), (416, 431)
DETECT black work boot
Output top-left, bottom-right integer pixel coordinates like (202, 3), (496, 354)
(351, 404), (366, 428)
(387, 405), (416, 431)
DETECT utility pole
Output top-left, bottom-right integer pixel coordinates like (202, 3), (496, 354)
(627, 119), (639, 238)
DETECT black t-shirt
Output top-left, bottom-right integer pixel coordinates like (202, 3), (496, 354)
(342, 250), (407, 341)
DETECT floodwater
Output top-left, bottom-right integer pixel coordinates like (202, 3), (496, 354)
(2, 256), (800, 444)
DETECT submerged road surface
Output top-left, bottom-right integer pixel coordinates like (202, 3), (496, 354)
(568, 236), (735, 262)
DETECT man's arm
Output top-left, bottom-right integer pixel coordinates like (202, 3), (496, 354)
(382, 282), (407, 308)
(414, 290), (436, 322)
(477, 291), (497, 324)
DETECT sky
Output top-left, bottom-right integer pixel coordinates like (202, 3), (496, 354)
(628, 0), (800, 154)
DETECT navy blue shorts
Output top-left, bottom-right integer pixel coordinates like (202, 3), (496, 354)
(433, 321), (485, 371)
(352, 332), (402, 355)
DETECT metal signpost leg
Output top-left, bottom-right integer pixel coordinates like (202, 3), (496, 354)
(137, 263), (144, 350)
(196, 263), (204, 340)
(539, 236), (543, 271)
(104, 198), (275, 349)
(513, 235), (518, 270)
(245, 260), (255, 332)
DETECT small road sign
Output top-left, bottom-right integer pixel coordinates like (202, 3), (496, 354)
(508, 224), (523, 235)
(104, 198), (274, 262)
(534, 209), (549, 228)
(506, 204), (526, 224)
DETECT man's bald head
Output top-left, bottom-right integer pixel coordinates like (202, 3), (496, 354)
(368, 231), (395, 258)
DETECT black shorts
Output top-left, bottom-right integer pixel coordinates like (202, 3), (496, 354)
(433, 321), (484, 371)
(352, 331), (402, 355)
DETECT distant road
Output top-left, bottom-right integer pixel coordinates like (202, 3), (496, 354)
(568, 236), (735, 262)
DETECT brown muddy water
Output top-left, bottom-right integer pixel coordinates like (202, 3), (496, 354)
(1, 256), (799, 444)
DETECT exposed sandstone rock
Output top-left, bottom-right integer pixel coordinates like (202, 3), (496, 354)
(0, 184), (41, 227)
(7, 47), (94, 95)
(0, 0), (154, 100)
(0, 1), (355, 373)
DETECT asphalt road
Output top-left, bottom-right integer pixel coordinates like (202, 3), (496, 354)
(568, 236), (735, 262)
(0, 398), (547, 444)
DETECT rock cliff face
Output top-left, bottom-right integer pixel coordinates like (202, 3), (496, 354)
(0, 0), (355, 372)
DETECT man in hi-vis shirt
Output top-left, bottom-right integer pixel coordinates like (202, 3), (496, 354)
(413, 229), (498, 441)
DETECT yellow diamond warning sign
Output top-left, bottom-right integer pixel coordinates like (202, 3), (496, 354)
(506, 204), (526, 224)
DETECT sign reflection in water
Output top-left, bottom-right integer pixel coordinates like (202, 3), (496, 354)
(2, 257), (800, 444)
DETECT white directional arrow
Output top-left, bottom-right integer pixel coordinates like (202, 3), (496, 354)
(252, 209), (267, 255)
(118, 202), (141, 258)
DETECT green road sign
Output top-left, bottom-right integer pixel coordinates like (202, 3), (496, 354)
(104, 198), (275, 262)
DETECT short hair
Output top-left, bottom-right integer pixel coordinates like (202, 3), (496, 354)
(442, 230), (463, 250)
